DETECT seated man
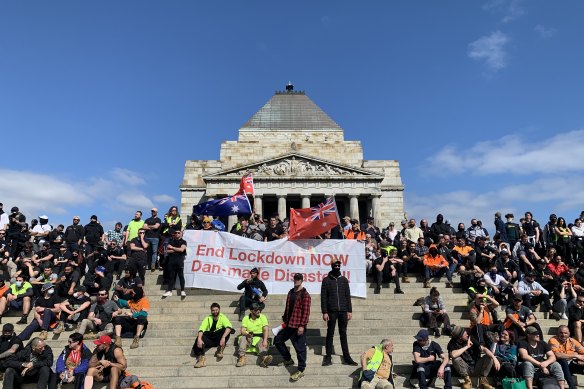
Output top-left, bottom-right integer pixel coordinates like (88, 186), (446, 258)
(359, 339), (395, 389)
(236, 302), (271, 368)
(422, 245), (453, 288)
(18, 282), (60, 341)
(483, 262), (516, 306)
(50, 332), (92, 389)
(518, 271), (558, 320)
(504, 293), (544, 341)
(113, 266), (142, 301)
(469, 293), (502, 347)
(83, 265), (112, 297)
(447, 325), (496, 389)
(518, 326), (565, 389)
(84, 335), (127, 389)
(548, 324), (584, 389)
(193, 302), (234, 368)
(112, 286), (149, 349)
(55, 263), (80, 299)
(55, 285), (92, 333)
(236, 267), (267, 321)
(29, 264), (58, 298)
(568, 296), (584, 342)
(2, 337), (53, 389)
(411, 329), (452, 389)
(77, 288), (119, 339)
(0, 324), (22, 375)
(0, 274), (33, 324)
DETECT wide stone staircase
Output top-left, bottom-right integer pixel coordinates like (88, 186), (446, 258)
(14, 273), (576, 388)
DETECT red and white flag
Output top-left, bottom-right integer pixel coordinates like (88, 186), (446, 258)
(237, 173), (255, 196)
(288, 197), (340, 240)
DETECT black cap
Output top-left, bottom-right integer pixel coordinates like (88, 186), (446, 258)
(250, 302), (261, 310)
(250, 267), (259, 273)
(293, 273), (303, 281)
(2, 323), (14, 332)
(91, 215), (98, 220)
(10, 207), (18, 213)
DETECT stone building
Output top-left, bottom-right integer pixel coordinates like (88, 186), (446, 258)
(180, 84), (404, 229)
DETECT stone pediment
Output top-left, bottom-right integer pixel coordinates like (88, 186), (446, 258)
(204, 153), (383, 180)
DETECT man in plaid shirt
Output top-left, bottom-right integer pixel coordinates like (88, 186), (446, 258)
(274, 273), (311, 382)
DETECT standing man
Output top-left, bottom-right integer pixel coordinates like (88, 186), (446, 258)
(321, 260), (358, 366)
(274, 273), (311, 382)
(64, 216), (84, 253)
(162, 228), (187, 298)
(143, 208), (161, 272)
(83, 215), (105, 256)
(123, 211), (144, 247)
(193, 302), (234, 368)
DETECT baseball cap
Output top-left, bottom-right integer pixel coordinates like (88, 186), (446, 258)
(525, 326), (539, 335)
(93, 335), (112, 346)
(250, 267), (259, 273)
(95, 266), (106, 274)
(250, 302), (261, 310)
(414, 329), (429, 341)
(293, 273), (303, 281)
(41, 283), (54, 292)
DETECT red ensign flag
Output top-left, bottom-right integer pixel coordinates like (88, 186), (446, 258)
(288, 197), (339, 240)
(237, 173), (255, 196)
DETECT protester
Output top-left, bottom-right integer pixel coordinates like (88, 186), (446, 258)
(2, 337), (53, 389)
(447, 325), (495, 389)
(0, 323), (22, 374)
(236, 302), (271, 368)
(411, 329), (452, 389)
(421, 287), (451, 337)
(321, 260), (358, 366)
(0, 274), (33, 324)
(274, 273), (311, 382)
(50, 332), (92, 389)
(193, 303), (234, 368)
(112, 286), (149, 349)
(236, 267), (268, 321)
(162, 228), (187, 298)
(77, 288), (119, 340)
(549, 324), (584, 389)
(517, 326), (565, 389)
(84, 335), (127, 389)
(359, 339), (395, 389)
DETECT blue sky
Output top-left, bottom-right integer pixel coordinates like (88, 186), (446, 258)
(1, 0), (583, 231)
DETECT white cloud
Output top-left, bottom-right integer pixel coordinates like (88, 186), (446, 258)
(535, 24), (556, 39)
(468, 31), (509, 71)
(425, 129), (584, 176)
(483, 0), (526, 23)
(153, 194), (176, 203)
(406, 176), (584, 230)
(0, 167), (169, 223)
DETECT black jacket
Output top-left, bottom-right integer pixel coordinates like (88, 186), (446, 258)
(5, 342), (53, 372)
(321, 271), (352, 314)
(237, 278), (268, 300)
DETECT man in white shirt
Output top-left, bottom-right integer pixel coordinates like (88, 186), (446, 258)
(0, 203), (8, 230)
(518, 271), (558, 320)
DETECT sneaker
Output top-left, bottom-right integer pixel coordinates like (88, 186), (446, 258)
(290, 370), (305, 382)
(401, 276), (411, 283)
(130, 337), (139, 349)
(394, 288), (404, 294)
(39, 330), (48, 340)
(374, 285), (381, 294)
(551, 311), (561, 321)
(342, 356), (359, 366)
(445, 281), (454, 288)
(433, 328), (441, 338)
(194, 355), (207, 368)
(562, 313), (569, 320)
(180, 291), (187, 297)
(115, 336), (122, 347)
(278, 359), (295, 366)
(423, 281), (430, 288)
(236, 356), (246, 367)
(322, 355), (332, 366)
(54, 322), (64, 334)
(16, 316), (27, 325)
(162, 291), (172, 297)
(260, 355), (273, 367)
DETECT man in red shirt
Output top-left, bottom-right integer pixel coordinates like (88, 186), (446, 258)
(274, 273), (311, 382)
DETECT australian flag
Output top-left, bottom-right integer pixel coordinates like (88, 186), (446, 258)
(193, 194), (252, 216)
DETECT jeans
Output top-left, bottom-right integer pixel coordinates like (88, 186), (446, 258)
(238, 296), (265, 315)
(415, 360), (452, 389)
(556, 358), (581, 389)
(519, 361), (564, 382)
(18, 310), (56, 341)
(424, 266), (452, 282)
(4, 365), (52, 389)
(145, 237), (159, 268)
(274, 327), (307, 372)
(325, 311), (350, 358)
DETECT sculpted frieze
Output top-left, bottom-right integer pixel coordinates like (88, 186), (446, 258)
(235, 158), (357, 177)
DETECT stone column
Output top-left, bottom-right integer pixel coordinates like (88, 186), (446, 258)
(301, 195), (311, 208)
(371, 195), (380, 225)
(278, 195), (287, 220)
(349, 195), (359, 221)
(254, 195), (263, 217)
(228, 215), (238, 232)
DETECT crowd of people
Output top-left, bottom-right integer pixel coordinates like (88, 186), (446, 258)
(3, 199), (584, 388)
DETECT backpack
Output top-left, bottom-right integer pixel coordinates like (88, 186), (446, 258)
(119, 373), (154, 389)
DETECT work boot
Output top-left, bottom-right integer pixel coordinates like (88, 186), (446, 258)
(461, 376), (472, 389)
(83, 332), (98, 340)
(238, 311), (245, 321)
(115, 336), (122, 347)
(16, 315), (27, 325)
(260, 354), (273, 368)
(130, 337), (140, 349)
(394, 288), (404, 294)
(374, 285), (381, 294)
(278, 359), (295, 366)
(215, 346), (224, 359)
(39, 330), (48, 340)
(401, 276), (410, 283)
(194, 356), (207, 368)
(236, 355), (246, 367)
(423, 280), (430, 288)
(479, 376), (494, 389)
(322, 355), (332, 366)
(54, 321), (64, 334)
(446, 281), (454, 288)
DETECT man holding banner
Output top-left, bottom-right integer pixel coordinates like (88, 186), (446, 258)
(236, 268), (268, 321)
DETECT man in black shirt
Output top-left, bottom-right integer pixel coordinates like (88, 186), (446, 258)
(0, 323), (22, 373)
(411, 329), (452, 389)
(17, 283), (60, 341)
(3, 337), (53, 389)
(162, 229), (187, 298)
(447, 325), (496, 389)
(143, 208), (161, 271)
(517, 326), (564, 389)
(237, 267), (267, 321)
(56, 264), (80, 299)
(128, 228), (149, 284)
(64, 216), (84, 252)
(84, 215), (104, 255)
(264, 217), (284, 242)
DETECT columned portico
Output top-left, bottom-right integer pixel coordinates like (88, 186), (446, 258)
(254, 195), (263, 217)
(277, 195), (287, 220)
(301, 195), (311, 208)
(349, 195), (359, 221)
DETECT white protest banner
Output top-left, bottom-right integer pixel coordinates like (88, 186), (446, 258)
(183, 230), (367, 297)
